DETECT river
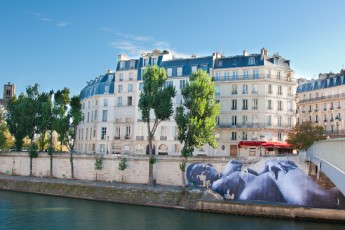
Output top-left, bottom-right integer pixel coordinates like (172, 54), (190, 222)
(0, 190), (343, 230)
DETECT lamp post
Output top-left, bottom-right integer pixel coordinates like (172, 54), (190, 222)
(106, 136), (109, 154)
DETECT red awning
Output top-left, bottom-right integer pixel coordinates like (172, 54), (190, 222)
(238, 141), (291, 149)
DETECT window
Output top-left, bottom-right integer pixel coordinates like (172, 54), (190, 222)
(278, 101), (283, 111)
(161, 126), (167, 137)
(192, 66), (197, 73)
(231, 85), (237, 94)
(127, 96), (132, 106)
(119, 73), (124, 81)
(267, 100), (272, 109)
(224, 72), (230, 80)
(248, 57), (255, 65)
(215, 85), (220, 96)
(277, 71), (281, 79)
(201, 65), (208, 71)
(232, 115), (237, 126)
(268, 115), (272, 126)
(242, 132), (248, 140)
(139, 82), (144, 91)
(242, 99), (248, 110)
(233, 71), (238, 80)
(100, 144), (105, 153)
(152, 58), (157, 65)
(231, 132), (237, 140)
(253, 69), (258, 78)
(94, 110), (98, 121)
(86, 128), (88, 140)
(87, 112), (89, 122)
(180, 80), (187, 89)
(278, 86), (282, 95)
(115, 127), (120, 138)
(252, 98), (258, 110)
(167, 68), (172, 77)
(129, 73), (133, 80)
(242, 84), (248, 94)
(95, 100), (98, 106)
(278, 132), (282, 141)
(174, 144), (180, 153)
(91, 111), (93, 122)
(242, 115), (247, 125)
(215, 72), (221, 81)
(128, 84), (133, 92)
(88, 101), (90, 109)
(268, 84), (272, 94)
(177, 67), (183, 76)
(101, 127), (107, 140)
(252, 84), (258, 94)
(126, 126), (131, 138)
(243, 70), (249, 79)
(119, 61), (125, 70)
(93, 129), (96, 137)
(288, 117), (292, 127)
(104, 99), (108, 107)
(102, 110), (107, 122)
(144, 59), (149, 66)
(232, 99), (237, 110)
(164, 81), (173, 89)
(278, 116), (282, 127)
(118, 85), (123, 92)
(130, 60), (135, 69)
(218, 61), (223, 67)
(117, 97), (122, 106)
(252, 115), (258, 125)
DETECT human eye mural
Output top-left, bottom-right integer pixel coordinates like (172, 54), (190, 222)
(186, 160), (345, 209)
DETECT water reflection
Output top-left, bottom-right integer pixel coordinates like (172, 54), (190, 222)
(0, 191), (343, 230)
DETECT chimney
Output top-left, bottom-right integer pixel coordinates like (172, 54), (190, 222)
(243, 50), (248, 56)
(118, 54), (129, 61)
(261, 48), (268, 56)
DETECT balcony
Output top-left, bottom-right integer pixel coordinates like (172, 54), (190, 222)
(308, 110), (312, 113)
(330, 107), (334, 110)
(315, 109), (318, 112)
(268, 91), (273, 94)
(338, 106), (342, 109)
(323, 108), (327, 111)
(231, 107), (237, 110)
(242, 91), (248, 95)
(315, 120), (319, 123)
(252, 90), (258, 94)
(114, 136), (120, 140)
(160, 136), (167, 140)
(125, 135), (131, 140)
(242, 107), (248, 110)
(324, 119), (328, 122)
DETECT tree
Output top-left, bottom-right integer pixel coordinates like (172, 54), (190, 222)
(175, 69), (220, 186)
(6, 95), (27, 151)
(24, 84), (40, 144)
(94, 154), (103, 181)
(28, 143), (38, 176)
(138, 65), (176, 186)
(36, 92), (52, 152)
(66, 95), (83, 179)
(118, 157), (128, 183)
(286, 122), (324, 151)
(0, 123), (12, 150)
(52, 88), (70, 152)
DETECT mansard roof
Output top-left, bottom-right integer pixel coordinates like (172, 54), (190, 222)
(80, 72), (115, 100)
(296, 71), (345, 93)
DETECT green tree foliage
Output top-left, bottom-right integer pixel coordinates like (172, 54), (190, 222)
(6, 95), (27, 151)
(0, 123), (11, 150)
(36, 92), (53, 152)
(67, 95), (84, 179)
(52, 88), (70, 151)
(118, 157), (128, 183)
(94, 154), (103, 181)
(286, 122), (324, 151)
(138, 65), (176, 185)
(175, 69), (220, 185)
(24, 84), (40, 143)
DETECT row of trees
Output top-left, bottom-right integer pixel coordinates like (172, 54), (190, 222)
(138, 66), (220, 185)
(5, 84), (83, 178)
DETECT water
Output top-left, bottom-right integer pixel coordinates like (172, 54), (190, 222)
(0, 190), (343, 230)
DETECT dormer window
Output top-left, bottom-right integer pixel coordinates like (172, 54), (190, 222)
(152, 58), (157, 66)
(143, 59), (149, 67)
(192, 66), (197, 73)
(167, 68), (172, 77)
(248, 57), (255, 65)
(218, 61), (223, 67)
(274, 58), (279, 65)
(177, 67), (183, 76)
(130, 60), (135, 69)
(119, 61), (125, 70)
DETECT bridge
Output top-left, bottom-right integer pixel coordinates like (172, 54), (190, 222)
(307, 138), (345, 195)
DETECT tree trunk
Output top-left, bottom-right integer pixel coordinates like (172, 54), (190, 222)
(50, 129), (53, 178)
(60, 140), (62, 152)
(30, 157), (33, 177)
(70, 152), (74, 179)
(148, 135), (154, 186)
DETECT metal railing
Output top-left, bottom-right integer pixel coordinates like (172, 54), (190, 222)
(213, 74), (294, 82)
(299, 93), (345, 103)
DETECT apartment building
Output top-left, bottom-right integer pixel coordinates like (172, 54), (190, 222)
(77, 48), (296, 158)
(213, 48), (296, 157)
(296, 69), (345, 138)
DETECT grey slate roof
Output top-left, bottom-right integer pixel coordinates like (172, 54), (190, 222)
(80, 73), (115, 100)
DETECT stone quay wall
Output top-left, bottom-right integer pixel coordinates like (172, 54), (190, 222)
(0, 152), (231, 186)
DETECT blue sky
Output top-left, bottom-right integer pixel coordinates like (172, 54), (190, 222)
(0, 0), (344, 97)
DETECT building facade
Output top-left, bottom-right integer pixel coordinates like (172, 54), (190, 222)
(76, 48), (296, 158)
(296, 69), (345, 138)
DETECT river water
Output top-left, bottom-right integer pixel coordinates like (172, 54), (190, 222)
(0, 190), (343, 230)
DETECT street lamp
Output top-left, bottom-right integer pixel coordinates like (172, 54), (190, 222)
(106, 136), (109, 154)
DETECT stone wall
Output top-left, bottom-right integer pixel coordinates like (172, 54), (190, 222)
(0, 152), (231, 186)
